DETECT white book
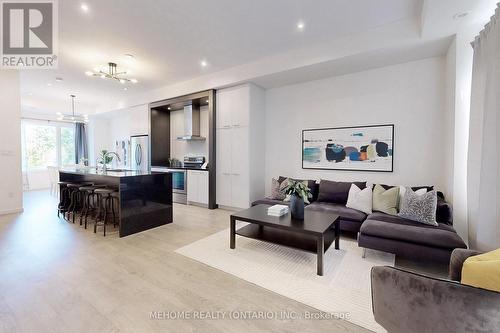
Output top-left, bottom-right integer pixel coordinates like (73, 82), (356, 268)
(268, 204), (289, 212)
(268, 211), (287, 217)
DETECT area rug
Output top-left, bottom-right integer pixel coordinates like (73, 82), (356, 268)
(175, 225), (394, 332)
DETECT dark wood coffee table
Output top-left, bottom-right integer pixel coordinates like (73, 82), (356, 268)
(230, 204), (340, 275)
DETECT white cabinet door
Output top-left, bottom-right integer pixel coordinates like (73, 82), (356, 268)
(216, 90), (232, 129)
(198, 171), (209, 205)
(217, 86), (249, 128)
(187, 170), (198, 203)
(230, 126), (249, 177)
(230, 89), (249, 127)
(216, 128), (232, 174)
(216, 173), (232, 207)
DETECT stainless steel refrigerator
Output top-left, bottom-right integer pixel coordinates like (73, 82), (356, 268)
(130, 135), (149, 172)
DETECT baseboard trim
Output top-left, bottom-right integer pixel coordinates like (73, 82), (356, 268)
(0, 207), (24, 216)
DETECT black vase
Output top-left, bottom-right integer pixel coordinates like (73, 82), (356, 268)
(290, 194), (304, 220)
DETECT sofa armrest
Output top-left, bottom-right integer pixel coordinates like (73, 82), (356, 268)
(371, 266), (500, 333)
(449, 248), (482, 281)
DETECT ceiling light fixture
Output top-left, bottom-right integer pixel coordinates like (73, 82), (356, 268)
(297, 21), (305, 31)
(85, 62), (138, 84)
(58, 95), (88, 123)
(80, 3), (89, 12)
(200, 60), (208, 67)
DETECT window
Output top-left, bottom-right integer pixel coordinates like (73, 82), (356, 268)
(60, 127), (75, 166)
(22, 120), (76, 170)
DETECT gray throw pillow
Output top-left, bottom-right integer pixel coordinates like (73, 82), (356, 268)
(270, 178), (287, 200)
(398, 187), (438, 226)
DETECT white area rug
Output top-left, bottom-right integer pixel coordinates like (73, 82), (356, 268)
(175, 225), (395, 332)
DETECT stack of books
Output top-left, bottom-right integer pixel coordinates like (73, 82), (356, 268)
(267, 205), (289, 216)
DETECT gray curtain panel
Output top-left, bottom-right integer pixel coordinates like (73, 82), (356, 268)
(75, 123), (89, 165)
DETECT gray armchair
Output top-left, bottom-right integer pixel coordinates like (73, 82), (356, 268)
(371, 249), (500, 333)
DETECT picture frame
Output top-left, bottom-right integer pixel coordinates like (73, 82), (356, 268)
(302, 124), (394, 172)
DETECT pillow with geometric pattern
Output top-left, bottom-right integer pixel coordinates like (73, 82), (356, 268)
(398, 187), (438, 226)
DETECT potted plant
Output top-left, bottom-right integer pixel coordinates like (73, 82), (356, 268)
(98, 150), (114, 168)
(283, 180), (312, 220)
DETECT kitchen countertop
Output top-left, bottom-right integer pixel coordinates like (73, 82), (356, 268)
(59, 167), (164, 178)
(151, 166), (210, 172)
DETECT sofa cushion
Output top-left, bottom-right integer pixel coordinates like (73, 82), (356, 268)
(436, 197), (453, 225)
(361, 212), (466, 250)
(317, 180), (367, 205)
(306, 202), (367, 222)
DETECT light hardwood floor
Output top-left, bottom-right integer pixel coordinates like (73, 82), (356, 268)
(0, 190), (370, 333)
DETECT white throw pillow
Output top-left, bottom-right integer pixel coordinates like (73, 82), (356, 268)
(346, 184), (372, 214)
(398, 186), (427, 211)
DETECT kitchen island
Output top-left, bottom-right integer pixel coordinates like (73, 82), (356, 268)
(59, 168), (172, 237)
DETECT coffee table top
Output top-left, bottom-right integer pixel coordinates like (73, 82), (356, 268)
(230, 204), (339, 235)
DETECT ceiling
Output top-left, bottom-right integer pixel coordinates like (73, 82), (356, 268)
(19, 0), (497, 116)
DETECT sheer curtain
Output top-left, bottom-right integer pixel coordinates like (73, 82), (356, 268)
(467, 5), (500, 251)
(75, 122), (88, 165)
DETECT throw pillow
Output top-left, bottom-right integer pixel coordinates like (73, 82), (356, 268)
(346, 184), (372, 215)
(372, 184), (399, 215)
(270, 178), (288, 200)
(461, 249), (500, 292)
(398, 187), (438, 226)
(398, 186), (427, 211)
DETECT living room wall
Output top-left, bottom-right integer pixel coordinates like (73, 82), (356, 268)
(264, 57), (452, 200)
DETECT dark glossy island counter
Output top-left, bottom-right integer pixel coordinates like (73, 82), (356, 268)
(59, 168), (172, 237)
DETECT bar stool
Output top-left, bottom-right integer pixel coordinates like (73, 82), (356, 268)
(66, 182), (93, 223)
(57, 181), (70, 217)
(79, 184), (106, 229)
(94, 188), (118, 236)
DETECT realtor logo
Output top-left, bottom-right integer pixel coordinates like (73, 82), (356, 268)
(1, 0), (58, 68)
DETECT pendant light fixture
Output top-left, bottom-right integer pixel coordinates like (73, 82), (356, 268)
(57, 95), (88, 123)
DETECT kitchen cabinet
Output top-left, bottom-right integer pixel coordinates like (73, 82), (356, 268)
(216, 84), (265, 209)
(216, 85), (250, 129)
(187, 170), (209, 205)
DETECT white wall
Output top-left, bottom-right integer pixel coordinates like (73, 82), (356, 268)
(88, 104), (148, 166)
(265, 57), (450, 197)
(0, 70), (23, 215)
(169, 106), (209, 162)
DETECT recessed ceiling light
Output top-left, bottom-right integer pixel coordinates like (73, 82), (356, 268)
(167, 107), (171, 110)
(200, 60), (208, 67)
(47, 83), (52, 86)
(123, 87), (128, 91)
(130, 78), (138, 83)
(80, 3), (89, 12)
(119, 79), (126, 84)
(297, 21), (305, 31)
(28, 92), (33, 96)
(85, 71), (93, 76)
(453, 12), (470, 20)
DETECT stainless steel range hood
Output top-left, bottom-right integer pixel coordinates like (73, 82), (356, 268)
(177, 104), (206, 141)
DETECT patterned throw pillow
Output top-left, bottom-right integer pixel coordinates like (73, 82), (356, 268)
(398, 187), (438, 226)
(270, 178), (287, 200)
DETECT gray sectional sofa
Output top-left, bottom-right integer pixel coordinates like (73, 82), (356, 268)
(252, 178), (467, 263)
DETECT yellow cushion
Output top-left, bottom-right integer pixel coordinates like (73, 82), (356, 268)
(461, 249), (500, 292)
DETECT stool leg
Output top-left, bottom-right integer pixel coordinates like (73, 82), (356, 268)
(103, 196), (110, 237)
(94, 194), (101, 234)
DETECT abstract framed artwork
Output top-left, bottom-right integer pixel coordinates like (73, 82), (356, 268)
(302, 124), (394, 172)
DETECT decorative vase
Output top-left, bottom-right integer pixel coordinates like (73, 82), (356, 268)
(290, 194), (304, 220)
